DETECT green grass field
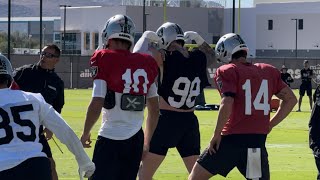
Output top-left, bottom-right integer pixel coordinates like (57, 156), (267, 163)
(51, 89), (317, 179)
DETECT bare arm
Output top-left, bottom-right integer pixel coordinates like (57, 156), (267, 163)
(144, 96), (159, 146)
(270, 87), (297, 130)
(198, 42), (217, 67)
(213, 96), (234, 136)
(81, 97), (104, 147)
(208, 96), (234, 154)
(83, 97), (103, 135)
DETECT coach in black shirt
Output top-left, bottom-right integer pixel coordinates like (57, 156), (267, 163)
(13, 44), (64, 180)
(297, 60), (314, 112)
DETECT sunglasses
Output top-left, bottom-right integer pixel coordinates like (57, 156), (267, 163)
(41, 51), (59, 58)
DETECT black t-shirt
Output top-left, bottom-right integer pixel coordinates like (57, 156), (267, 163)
(301, 68), (313, 85)
(158, 49), (209, 110)
(13, 64), (65, 113)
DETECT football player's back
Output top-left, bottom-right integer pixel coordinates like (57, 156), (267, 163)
(218, 62), (286, 135)
(189, 33), (297, 180)
(0, 90), (46, 171)
(81, 15), (161, 180)
(90, 49), (158, 95)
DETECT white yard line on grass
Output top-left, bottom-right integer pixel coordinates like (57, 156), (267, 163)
(266, 143), (306, 148)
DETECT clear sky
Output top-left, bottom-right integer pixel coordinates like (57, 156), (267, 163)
(224, 0), (254, 8)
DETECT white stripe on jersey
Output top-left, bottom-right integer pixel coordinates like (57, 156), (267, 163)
(92, 79), (107, 98)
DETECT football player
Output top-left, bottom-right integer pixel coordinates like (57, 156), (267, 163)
(0, 54), (95, 180)
(133, 22), (216, 179)
(80, 14), (159, 180)
(309, 82), (320, 180)
(188, 33), (297, 180)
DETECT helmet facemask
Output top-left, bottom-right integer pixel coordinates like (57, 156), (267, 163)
(0, 54), (13, 87)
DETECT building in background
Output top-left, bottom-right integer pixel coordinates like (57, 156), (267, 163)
(254, 0), (320, 6)
(61, 5), (224, 55)
(222, 1), (320, 58)
(0, 17), (60, 54)
(1, 0), (320, 58)
(254, 1), (320, 58)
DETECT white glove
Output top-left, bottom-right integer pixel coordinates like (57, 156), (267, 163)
(142, 31), (161, 43)
(79, 162), (95, 179)
(184, 31), (205, 45)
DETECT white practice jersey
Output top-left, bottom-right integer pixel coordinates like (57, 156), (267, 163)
(0, 88), (92, 171)
(93, 80), (158, 140)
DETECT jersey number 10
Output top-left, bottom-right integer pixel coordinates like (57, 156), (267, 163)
(122, 69), (149, 94)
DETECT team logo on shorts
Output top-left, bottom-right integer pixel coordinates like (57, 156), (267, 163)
(90, 66), (98, 78)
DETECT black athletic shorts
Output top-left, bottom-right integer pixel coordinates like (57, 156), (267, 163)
(90, 129), (144, 180)
(149, 110), (200, 157)
(39, 125), (52, 158)
(197, 134), (269, 180)
(300, 83), (312, 96)
(0, 157), (51, 180)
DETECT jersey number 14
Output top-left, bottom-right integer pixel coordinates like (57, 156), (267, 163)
(242, 79), (270, 115)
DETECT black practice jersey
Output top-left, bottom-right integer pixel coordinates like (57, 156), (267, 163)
(158, 49), (209, 110)
(301, 68), (313, 85)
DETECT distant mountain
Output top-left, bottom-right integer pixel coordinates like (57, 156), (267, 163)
(0, 0), (120, 17)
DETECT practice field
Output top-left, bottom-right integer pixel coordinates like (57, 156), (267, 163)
(51, 89), (317, 179)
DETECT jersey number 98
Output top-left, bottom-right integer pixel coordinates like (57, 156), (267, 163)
(169, 77), (201, 108)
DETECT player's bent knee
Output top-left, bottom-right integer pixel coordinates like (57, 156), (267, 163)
(188, 162), (212, 180)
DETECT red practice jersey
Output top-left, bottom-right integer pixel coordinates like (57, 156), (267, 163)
(90, 49), (159, 95)
(214, 62), (287, 135)
(10, 81), (20, 90)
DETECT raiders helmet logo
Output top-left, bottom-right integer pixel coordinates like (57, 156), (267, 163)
(90, 66), (98, 78)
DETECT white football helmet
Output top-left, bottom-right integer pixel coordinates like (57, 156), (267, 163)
(215, 33), (249, 63)
(156, 22), (185, 49)
(0, 54), (13, 86)
(101, 14), (136, 49)
(0, 54), (13, 79)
